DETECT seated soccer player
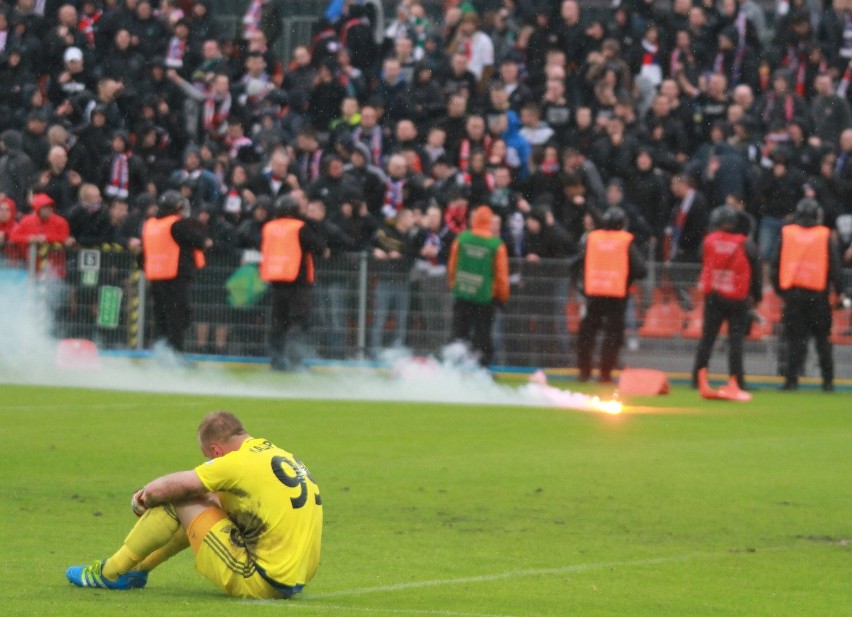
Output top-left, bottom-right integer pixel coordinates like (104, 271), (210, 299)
(66, 411), (322, 599)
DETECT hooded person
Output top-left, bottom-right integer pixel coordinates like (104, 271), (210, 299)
(0, 129), (36, 212)
(9, 193), (73, 275)
(447, 204), (510, 366)
(0, 194), (17, 253)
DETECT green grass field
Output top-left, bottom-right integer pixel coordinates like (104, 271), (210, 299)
(1, 378), (850, 616)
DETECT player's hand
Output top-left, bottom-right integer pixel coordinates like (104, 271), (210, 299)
(131, 487), (148, 517)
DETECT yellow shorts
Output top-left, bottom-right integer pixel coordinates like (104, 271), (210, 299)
(188, 508), (293, 600)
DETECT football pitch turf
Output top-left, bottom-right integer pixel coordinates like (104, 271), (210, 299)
(1, 378), (850, 616)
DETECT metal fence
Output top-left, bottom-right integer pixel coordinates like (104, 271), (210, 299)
(3, 244), (851, 377)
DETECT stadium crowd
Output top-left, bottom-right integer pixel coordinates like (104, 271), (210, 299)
(0, 0), (851, 362)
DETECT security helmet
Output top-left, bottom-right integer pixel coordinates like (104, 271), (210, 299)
(601, 206), (626, 231)
(274, 194), (300, 218)
(710, 205), (738, 231)
(794, 198), (821, 227)
(158, 189), (186, 213)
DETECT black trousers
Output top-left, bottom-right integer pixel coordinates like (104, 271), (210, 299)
(782, 290), (833, 386)
(691, 293), (749, 387)
(151, 278), (191, 352)
(576, 296), (626, 380)
(450, 299), (496, 366)
(269, 284), (312, 369)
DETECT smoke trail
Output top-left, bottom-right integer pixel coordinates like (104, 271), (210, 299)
(0, 269), (613, 412)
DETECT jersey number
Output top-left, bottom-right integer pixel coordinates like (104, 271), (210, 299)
(271, 455), (322, 509)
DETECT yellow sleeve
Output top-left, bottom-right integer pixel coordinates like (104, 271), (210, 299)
(194, 452), (244, 493)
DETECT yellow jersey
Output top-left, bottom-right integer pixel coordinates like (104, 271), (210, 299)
(194, 437), (322, 589)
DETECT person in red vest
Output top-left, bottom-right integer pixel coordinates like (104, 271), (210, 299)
(142, 190), (211, 362)
(575, 207), (648, 383)
(260, 195), (327, 371)
(771, 199), (847, 392)
(691, 205), (762, 390)
(447, 204), (510, 367)
(9, 192), (75, 276)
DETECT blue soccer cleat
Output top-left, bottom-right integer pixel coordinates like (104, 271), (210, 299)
(124, 570), (149, 589)
(66, 560), (143, 590)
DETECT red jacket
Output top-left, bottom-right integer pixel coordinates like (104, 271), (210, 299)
(10, 212), (71, 244)
(9, 212), (71, 276)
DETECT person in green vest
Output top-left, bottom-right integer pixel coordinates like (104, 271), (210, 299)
(447, 205), (510, 366)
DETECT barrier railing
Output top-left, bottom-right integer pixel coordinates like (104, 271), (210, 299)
(2, 244), (851, 375)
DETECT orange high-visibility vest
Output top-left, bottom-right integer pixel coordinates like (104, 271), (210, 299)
(260, 218), (313, 283)
(584, 229), (633, 298)
(142, 215), (205, 280)
(779, 224), (829, 292)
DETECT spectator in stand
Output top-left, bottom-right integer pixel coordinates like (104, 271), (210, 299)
(626, 147), (669, 246)
(374, 57), (413, 128)
(308, 59), (347, 134)
(665, 172), (709, 310)
(343, 142), (388, 219)
(10, 193), (74, 277)
(236, 196), (273, 250)
(101, 28), (146, 91)
(67, 184), (112, 248)
(0, 129), (36, 213)
(305, 197), (355, 359)
(756, 149), (807, 266)
(40, 145), (81, 217)
(105, 197), (142, 250)
(307, 154), (361, 217)
(0, 195), (17, 260)
(810, 73), (852, 148)
(167, 69), (232, 143)
(100, 131), (147, 203)
(47, 46), (94, 108)
(370, 207), (424, 355)
(240, 0), (285, 48)
(756, 69), (809, 131)
(130, 1), (168, 59)
(21, 110), (50, 171)
(169, 146), (221, 207)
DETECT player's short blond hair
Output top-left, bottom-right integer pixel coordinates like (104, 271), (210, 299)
(198, 411), (247, 447)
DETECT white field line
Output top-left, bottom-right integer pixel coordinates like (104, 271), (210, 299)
(304, 547), (790, 601)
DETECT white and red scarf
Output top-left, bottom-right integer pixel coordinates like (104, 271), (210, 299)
(203, 92), (231, 136)
(105, 152), (129, 199)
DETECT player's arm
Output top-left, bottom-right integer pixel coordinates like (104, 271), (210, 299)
(138, 470), (207, 508)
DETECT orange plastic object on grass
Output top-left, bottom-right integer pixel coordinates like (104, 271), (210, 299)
(617, 368), (670, 395)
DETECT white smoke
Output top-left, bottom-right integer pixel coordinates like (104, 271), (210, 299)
(0, 271), (612, 412)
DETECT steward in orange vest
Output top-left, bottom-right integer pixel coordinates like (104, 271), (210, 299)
(261, 196), (327, 371)
(576, 207), (647, 383)
(141, 190), (211, 357)
(692, 205), (762, 390)
(770, 199), (846, 391)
